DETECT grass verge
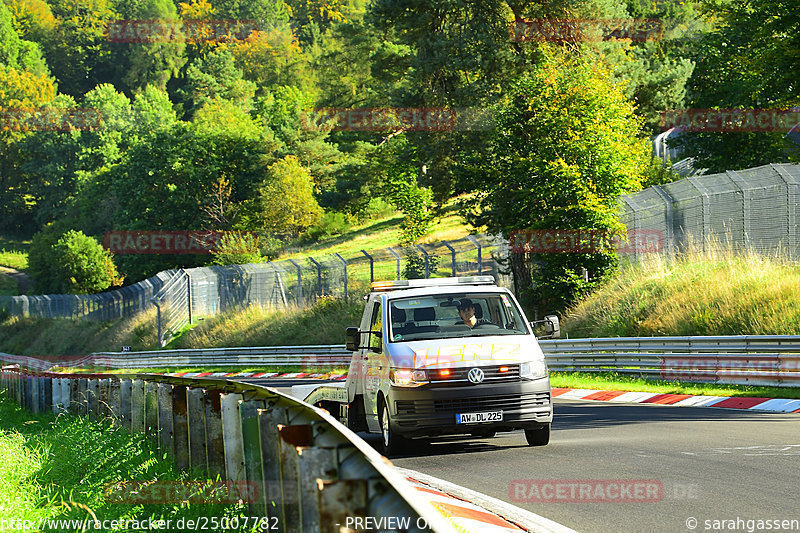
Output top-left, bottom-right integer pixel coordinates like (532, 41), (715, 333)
(0, 308), (159, 356)
(0, 390), (260, 532)
(173, 297), (364, 349)
(0, 235), (30, 270)
(563, 247), (800, 337)
(0, 273), (17, 295)
(550, 371), (800, 399)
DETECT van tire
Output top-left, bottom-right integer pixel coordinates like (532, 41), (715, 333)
(379, 399), (407, 457)
(524, 424), (550, 446)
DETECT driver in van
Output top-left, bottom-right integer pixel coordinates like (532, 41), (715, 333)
(457, 298), (491, 328)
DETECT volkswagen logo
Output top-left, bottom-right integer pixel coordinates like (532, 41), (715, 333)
(467, 368), (485, 384)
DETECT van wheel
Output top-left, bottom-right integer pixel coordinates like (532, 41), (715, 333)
(379, 400), (407, 457)
(524, 424), (550, 446)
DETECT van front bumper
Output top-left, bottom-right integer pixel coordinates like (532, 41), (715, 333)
(387, 378), (553, 438)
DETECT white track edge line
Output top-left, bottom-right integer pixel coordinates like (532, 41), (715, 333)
(396, 467), (578, 533)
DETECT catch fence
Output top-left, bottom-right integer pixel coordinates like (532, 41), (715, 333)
(1, 235), (510, 347)
(619, 163), (800, 262)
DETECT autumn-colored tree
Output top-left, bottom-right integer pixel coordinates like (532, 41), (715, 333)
(231, 25), (311, 89)
(4, 0), (56, 43)
(246, 155), (323, 236)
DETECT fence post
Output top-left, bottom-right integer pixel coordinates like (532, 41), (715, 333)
(172, 385), (190, 471)
(187, 388), (207, 471)
(333, 253), (348, 299)
(466, 235), (483, 274)
(387, 247), (401, 280)
(154, 301), (164, 348)
(157, 383), (174, 457)
(221, 393), (245, 481)
(360, 250), (374, 283)
(773, 163), (798, 257)
(652, 185), (676, 258)
(726, 170), (751, 252)
(186, 271), (193, 325)
(287, 259), (303, 304)
(441, 240), (457, 276)
(130, 379), (145, 433)
(308, 257), (323, 297)
(204, 389), (225, 478)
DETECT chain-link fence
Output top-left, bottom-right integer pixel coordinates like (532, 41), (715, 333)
(619, 163), (800, 262)
(10, 163), (795, 344)
(0, 235), (510, 347)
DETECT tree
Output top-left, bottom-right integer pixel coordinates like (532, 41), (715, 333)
(245, 155), (323, 236)
(467, 50), (651, 312)
(108, 121), (275, 280)
(28, 227), (123, 294)
(41, 0), (118, 97)
(4, 0), (57, 43)
(179, 47), (256, 115)
(110, 0), (187, 93)
(231, 24), (311, 90)
(672, 0), (800, 172)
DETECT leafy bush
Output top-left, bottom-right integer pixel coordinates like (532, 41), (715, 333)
(28, 228), (123, 294)
(402, 248), (440, 279)
(209, 232), (284, 266)
(303, 211), (353, 242)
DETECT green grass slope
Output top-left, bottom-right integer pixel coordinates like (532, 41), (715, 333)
(563, 249), (800, 338)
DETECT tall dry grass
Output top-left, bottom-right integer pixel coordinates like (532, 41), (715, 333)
(564, 243), (800, 337)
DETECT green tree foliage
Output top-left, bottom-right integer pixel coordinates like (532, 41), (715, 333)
(3, 0), (56, 43)
(180, 47), (256, 115)
(231, 24), (311, 90)
(672, 0), (800, 172)
(467, 50), (651, 312)
(42, 0), (118, 97)
(209, 231), (273, 265)
(243, 155), (323, 236)
(108, 121), (275, 280)
(110, 0), (187, 93)
(0, 1), (49, 75)
(28, 228), (123, 294)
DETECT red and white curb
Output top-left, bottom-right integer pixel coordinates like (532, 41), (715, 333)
(399, 468), (576, 533)
(552, 388), (800, 413)
(164, 371), (347, 380)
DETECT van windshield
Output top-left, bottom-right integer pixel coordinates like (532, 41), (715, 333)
(388, 293), (530, 342)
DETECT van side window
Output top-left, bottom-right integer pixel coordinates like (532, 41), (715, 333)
(369, 302), (383, 351)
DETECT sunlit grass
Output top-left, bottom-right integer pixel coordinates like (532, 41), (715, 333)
(563, 244), (800, 337)
(175, 297), (364, 349)
(0, 390), (260, 531)
(0, 308), (159, 356)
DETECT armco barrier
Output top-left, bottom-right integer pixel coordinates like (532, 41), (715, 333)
(0, 367), (457, 532)
(539, 335), (800, 387)
(3, 335), (800, 387)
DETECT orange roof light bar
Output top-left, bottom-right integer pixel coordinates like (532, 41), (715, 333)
(370, 276), (495, 292)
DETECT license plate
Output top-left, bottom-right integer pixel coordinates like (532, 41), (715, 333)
(455, 411), (503, 424)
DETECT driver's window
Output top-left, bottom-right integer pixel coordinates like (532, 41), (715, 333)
(369, 302), (383, 351)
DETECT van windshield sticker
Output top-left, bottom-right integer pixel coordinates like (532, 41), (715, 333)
(501, 295), (512, 307)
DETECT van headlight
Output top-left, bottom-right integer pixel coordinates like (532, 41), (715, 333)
(390, 368), (428, 387)
(520, 360), (547, 379)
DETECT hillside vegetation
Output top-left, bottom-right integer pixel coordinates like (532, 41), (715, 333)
(2, 248), (799, 358)
(563, 249), (800, 338)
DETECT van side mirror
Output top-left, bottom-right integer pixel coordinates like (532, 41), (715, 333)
(530, 315), (561, 339)
(544, 315), (560, 339)
(345, 327), (360, 351)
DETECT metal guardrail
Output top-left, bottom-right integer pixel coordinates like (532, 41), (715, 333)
(539, 336), (800, 387)
(3, 335), (800, 387)
(0, 367), (457, 532)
